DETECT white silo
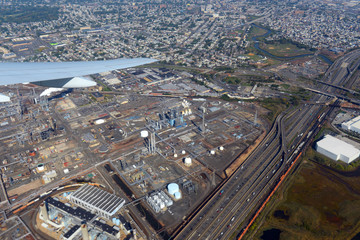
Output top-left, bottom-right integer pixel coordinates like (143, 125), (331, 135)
(184, 157), (192, 167)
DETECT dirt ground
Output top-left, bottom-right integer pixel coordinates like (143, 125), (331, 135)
(225, 127), (266, 176)
(8, 179), (43, 196)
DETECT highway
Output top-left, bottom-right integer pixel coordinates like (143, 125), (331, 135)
(172, 49), (360, 240)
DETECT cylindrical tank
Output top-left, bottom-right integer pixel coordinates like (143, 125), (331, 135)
(174, 153), (178, 158)
(95, 119), (105, 125)
(210, 150), (215, 155)
(174, 192), (181, 200)
(168, 183), (180, 195)
(181, 150), (186, 155)
(140, 130), (148, 138)
(184, 157), (192, 166)
(219, 146), (224, 151)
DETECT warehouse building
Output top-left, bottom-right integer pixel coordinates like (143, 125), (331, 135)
(316, 135), (360, 163)
(69, 184), (125, 219)
(341, 116), (360, 134)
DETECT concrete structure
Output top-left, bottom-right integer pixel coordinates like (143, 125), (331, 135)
(341, 116), (360, 134)
(40, 203), (49, 222)
(69, 184), (125, 219)
(81, 224), (89, 240)
(316, 135), (360, 163)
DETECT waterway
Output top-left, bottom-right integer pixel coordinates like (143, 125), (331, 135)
(251, 24), (333, 64)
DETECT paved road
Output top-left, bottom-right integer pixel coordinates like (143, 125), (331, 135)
(172, 49), (360, 240)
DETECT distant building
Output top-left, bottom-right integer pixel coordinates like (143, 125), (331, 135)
(92, 92), (104, 101)
(316, 135), (360, 164)
(341, 116), (360, 134)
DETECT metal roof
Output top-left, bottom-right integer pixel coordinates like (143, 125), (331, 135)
(70, 184), (125, 217)
(316, 135), (360, 159)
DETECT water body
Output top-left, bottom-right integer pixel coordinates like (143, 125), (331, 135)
(251, 24), (333, 64)
(351, 231), (360, 240)
(261, 228), (282, 240)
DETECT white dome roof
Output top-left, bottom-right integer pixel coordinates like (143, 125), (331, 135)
(168, 183), (179, 195)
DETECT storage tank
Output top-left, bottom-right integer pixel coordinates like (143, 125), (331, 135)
(174, 153), (178, 158)
(184, 157), (192, 166)
(219, 146), (224, 151)
(140, 130), (148, 138)
(210, 150), (215, 155)
(168, 183), (180, 195)
(181, 150), (186, 155)
(95, 119), (105, 125)
(174, 192), (181, 200)
(37, 163), (45, 172)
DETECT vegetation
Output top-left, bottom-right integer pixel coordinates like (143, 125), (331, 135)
(223, 75), (273, 86)
(250, 158), (360, 240)
(220, 94), (238, 102)
(260, 42), (313, 57)
(0, 6), (59, 24)
(312, 149), (360, 171)
(259, 97), (290, 122)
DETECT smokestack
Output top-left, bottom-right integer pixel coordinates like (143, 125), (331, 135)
(133, 229), (137, 240)
(40, 202), (49, 221)
(81, 224), (89, 240)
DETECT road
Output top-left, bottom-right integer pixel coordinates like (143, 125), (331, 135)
(172, 49), (360, 240)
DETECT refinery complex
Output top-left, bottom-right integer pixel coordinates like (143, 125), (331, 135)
(0, 66), (263, 240)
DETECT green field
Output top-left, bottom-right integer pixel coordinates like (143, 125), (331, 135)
(249, 157), (360, 240)
(260, 42), (313, 57)
(247, 25), (269, 40)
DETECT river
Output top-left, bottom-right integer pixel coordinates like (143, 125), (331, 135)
(251, 24), (333, 64)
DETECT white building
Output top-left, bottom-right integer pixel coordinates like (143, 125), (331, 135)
(316, 135), (360, 164)
(341, 116), (360, 134)
(69, 184), (125, 219)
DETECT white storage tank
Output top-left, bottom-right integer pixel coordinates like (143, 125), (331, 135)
(140, 130), (149, 138)
(168, 183), (179, 195)
(95, 119), (105, 125)
(184, 157), (192, 166)
(174, 192), (181, 200)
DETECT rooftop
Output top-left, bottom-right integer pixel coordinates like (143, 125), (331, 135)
(316, 135), (360, 158)
(70, 184), (125, 218)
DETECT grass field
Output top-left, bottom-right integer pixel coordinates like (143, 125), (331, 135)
(250, 157), (360, 240)
(247, 25), (269, 40)
(260, 42), (313, 57)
